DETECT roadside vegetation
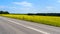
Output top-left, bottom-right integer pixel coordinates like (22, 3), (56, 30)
(1, 14), (60, 27)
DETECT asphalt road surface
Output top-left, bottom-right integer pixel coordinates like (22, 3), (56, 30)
(0, 16), (60, 34)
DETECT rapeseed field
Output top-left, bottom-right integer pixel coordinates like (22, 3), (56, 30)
(1, 14), (60, 27)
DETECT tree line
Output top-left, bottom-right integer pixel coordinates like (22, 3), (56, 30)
(0, 10), (60, 16)
(0, 11), (9, 14)
(28, 13), (60, 16)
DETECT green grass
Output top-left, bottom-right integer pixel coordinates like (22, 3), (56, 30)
(1, 14), (60, 27)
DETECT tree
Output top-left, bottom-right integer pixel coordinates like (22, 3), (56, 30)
(0, 11), (4, 14)
(0, 11), (9, 14)
(3, 11), (9, 14)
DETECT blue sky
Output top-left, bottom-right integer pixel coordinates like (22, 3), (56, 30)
(0, 0), (60, 13)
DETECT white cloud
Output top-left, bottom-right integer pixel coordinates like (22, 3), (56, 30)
(46, 6), (54, 10)
(18, 7), (37, 13)
(12, 1), (38, 13)
(57, 0), (60, 3)
(58, 1), (60, 3)
(13, 1), (33, 7)
(0, 6), (5, 8)
(41, 6), (55, 13)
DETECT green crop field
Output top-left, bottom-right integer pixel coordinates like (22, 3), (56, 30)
(1, 14), (60, 27)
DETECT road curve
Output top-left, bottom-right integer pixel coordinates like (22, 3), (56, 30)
(0, 16), (60, 34)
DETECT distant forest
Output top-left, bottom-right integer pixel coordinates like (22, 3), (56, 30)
(0, 11), (9, 14)
(0, 10), (60, 16)
(28, 13), (60, 16)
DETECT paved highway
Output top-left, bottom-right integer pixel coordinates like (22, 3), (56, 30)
(0, 17), (60, 34)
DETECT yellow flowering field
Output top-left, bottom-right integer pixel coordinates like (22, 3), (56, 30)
(1, 14), (60, 27)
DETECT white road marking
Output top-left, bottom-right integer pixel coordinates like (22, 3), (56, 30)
(4, 18), (50, 34)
